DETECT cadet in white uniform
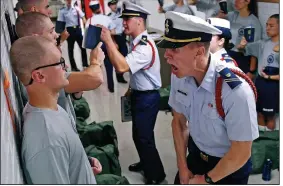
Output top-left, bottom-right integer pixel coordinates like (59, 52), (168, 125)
(107, 0), (128, 84)
(157, 12), (258, 184)
(207, 18), (237, 66)
(57, 0), (88, 71)
(83, 1), (117, 92)
(100, 1), (166, 184)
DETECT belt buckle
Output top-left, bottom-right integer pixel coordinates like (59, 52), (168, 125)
(73, 26), (76, 28)
(200, 152), (208, 162)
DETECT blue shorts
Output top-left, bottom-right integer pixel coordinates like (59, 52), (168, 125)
(255, 67), (279, 116)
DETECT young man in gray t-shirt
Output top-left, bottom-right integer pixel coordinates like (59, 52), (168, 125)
(10, 36), (101, 184)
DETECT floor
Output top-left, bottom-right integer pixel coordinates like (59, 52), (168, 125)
(60, 40), (279, 184)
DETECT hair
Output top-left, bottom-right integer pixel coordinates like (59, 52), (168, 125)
(216, 35), (232, 50)
(14, 2), (22, 12)
(247, 0), (258, 17)
(19, 0), (44, 11)
(15, 12), (50, 38)
(269, 14), (279, 23)
(10, 36), (55, 85)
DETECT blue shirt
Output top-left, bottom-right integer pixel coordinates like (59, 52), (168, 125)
(108, 10), (124, 35)
(57, 6), (85, 27)
(126, 30), (162, 91)
(168, 54), (259, 157)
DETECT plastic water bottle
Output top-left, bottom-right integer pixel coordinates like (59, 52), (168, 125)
(262, 159), (272, 181)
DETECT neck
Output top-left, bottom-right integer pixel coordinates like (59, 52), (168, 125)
(271, 35), (279, 42)
(192, 55), (210, 86)
(239, 8), (250, 17)
(132, 28), (146, 39)
(27, 86), (59, 111)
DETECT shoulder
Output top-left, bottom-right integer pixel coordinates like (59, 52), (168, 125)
(250, 14), (260, 21)
(59, 7), (66, 12)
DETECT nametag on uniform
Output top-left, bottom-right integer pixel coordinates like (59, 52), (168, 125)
(85, 25), (102, 49)
(177, 90), (187, 96)
(121, 96), (132, 122)
(55, 21), (66, 33)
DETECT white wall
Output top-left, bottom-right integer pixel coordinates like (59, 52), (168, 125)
(1, 0), (25, 184)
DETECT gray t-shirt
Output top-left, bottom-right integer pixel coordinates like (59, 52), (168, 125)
(227, 11), (263, 52)
(163, 4), (194, 15)
(245, 39), (279, 76)
(21, 103), (96, 184)
(194, 0), (220, 18)
(20, 72), (76, 123)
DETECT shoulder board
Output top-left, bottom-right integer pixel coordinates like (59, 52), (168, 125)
(60, 7), (65, 10)
(220, 53), (234, 63)
(139, 35), (148, 45)
(217, 67), (242, 89)
(107, 13), (111, 16)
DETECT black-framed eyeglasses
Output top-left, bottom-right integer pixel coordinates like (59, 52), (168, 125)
(27, 57), (66, 86)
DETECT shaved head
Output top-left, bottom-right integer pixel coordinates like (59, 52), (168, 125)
(19, 0), (44, 11)
(10, 36), (60, 85)
(19, 0), (52, 16)
(15, 12), (50, 37)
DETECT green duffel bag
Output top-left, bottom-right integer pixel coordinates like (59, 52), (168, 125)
(73, 97), (90, 120)
(76, 117), (88, 136)
(159, 85), (171, 111)
(251, 131), (279, 174)
(95, 174), (130, 184)
(80, 121), (119, 156)
(85, 144), (122, 176)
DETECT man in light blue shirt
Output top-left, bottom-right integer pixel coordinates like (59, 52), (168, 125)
(57, 0), (88, 71)
(107, 0), (128, 84)
(157, 12), (258, 184)
(99, 2), (166, 184)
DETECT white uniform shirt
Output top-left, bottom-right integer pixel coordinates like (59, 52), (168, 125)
(126, 30), (162, 90)
(168, 54), (259, 157)
(57, 6), (85, 27)
(108, 10), (124, 35)
(82, 14), (116, 48)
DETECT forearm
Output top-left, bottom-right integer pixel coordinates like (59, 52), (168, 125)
(172, 119), (188, 171)
(249, 56), (257, 71)
(105, 40), (129, 73)
(207, 143), (251, 182)
(270, 74), (279, 81)
(64, 64), (103, 93)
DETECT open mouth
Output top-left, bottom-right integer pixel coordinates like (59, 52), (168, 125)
(171, 65), (178, 74)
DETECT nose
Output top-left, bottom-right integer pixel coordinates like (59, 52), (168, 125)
(164, 49), (171, 60)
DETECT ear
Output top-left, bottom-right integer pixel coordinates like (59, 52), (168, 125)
(196, 45), (205, 58)
(31, 70), (45, 84)
(30, 6), (36, 12)
(218, 38), (225, 46)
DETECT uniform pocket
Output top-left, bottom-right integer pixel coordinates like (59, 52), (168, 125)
(201, 102), (219, 119)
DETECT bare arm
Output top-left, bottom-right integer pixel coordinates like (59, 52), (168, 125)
(64, 42), (104, 93)
(100, 25), (130, 73)
(207, 141), (252, 182)
(172, 110), (193, 184)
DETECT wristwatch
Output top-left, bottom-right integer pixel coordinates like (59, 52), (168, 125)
(204, 173), (215, 184)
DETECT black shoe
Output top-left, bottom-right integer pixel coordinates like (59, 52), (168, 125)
(108, 87), (114, 93)
(146, 176), (166, 184)
(117, 78), (128, 84)
(129, 162), (143, 172)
